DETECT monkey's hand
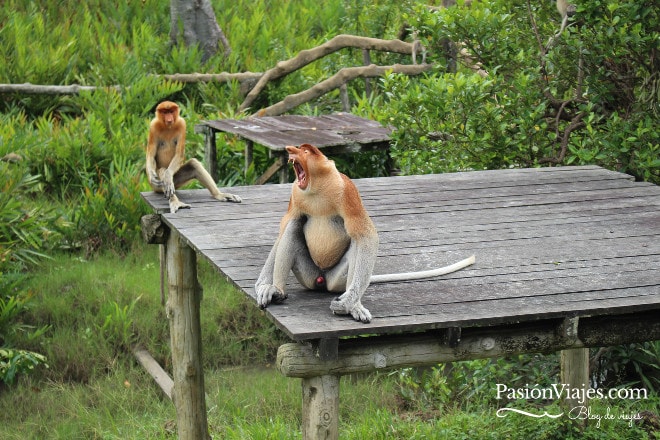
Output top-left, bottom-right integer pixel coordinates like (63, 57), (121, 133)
(255, 283), (288, 309)
(159, 169), (175, 198)
(330, 291), (372, 323)
(149, 171), (164, 191)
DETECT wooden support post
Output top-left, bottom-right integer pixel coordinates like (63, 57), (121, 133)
(560, 348), (590, 426)
(339, 83), (350, 112)
(245, 139), (254, 177)
(362, 49), (372, 97)
(165, 229), (210, 440)
(278, 152), (289, 184)
(133, 347), (174, 400)
(255, 155), (287, 185)
(196, 124), (218, 182)
(302, 375), (340, 440)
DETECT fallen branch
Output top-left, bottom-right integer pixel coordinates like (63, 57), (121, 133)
(0, 83), (113, 95)
(0, 72), (263, 95)
(239, 34), (418, 112)
(257, 63), (433, 116)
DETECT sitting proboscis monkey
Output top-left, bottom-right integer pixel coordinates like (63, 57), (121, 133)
(146, 101), (241, 213)
(255, 143), (475, 323)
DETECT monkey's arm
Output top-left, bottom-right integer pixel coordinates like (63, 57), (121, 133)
(328, 232), (378, 323)
(255, 214), (305, 308)
(145, 129), (164, 191)
(328, 180), (379, 322)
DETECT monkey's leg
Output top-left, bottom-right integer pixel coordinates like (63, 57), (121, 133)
(179, 159), (242, 203)
(169, 194), (191, 213)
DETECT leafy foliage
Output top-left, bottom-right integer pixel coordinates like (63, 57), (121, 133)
(396, 354), (559, 411)
(0, 277), (50, 385)
(359, 0), (659, 182)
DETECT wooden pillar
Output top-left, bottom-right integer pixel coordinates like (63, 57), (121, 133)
(197, 124), (218, 182)
(165, 229), (210, 440)
(339, 83), (350, 112)
(278, 152), (289, 184)
(245, 139), (254, 177)
(362, 49), (372, 97)
(560, 348), (589, 427)
(302, 375), (340, 440)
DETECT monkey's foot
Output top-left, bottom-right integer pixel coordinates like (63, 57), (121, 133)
(214, 193), (242, 203)
(330, 295), (372, 323)
(169, 199), (191, 213)
(256, 284), (287, 309)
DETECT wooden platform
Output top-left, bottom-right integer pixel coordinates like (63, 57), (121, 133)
(141, 164), (660, 440)
(199, 113), (392, 152)
(195, 113), (391, 183)
(142, 165), (660, 341)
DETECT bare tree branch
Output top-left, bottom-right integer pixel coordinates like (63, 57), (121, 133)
(0, 72), (263, 95)
(256, 63), (433, 117)
(160, 72), (262, 83)
(538, 112), (586, 164)
(0, 83), (117, 95)
(238, 34), (418, 112)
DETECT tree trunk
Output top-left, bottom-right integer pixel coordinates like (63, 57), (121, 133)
(169, 0), (231, 62)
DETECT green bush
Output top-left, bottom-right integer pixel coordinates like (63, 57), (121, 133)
(0, 168), (59, 385)
(361, 0), (659, 183)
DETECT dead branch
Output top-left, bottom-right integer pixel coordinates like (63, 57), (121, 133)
(160, 72), (262, 83)
(0, 72), (264, 95)
(0, 83), (113, 95)
(256, 63), (433, 117)
(238, 34), (418, 112)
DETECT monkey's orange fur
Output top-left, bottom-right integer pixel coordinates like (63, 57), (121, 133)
(145, 101), (241, 212)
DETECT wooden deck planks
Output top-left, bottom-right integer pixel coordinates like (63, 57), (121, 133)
(202, 113), (392, 151)
(141, 166), (660, 341)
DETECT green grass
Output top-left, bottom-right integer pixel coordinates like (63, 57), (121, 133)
(1, 245), (657, 439)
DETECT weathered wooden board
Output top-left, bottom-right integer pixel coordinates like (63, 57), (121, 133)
(201, 113), (392, 152)
(141, 166), (660, 341)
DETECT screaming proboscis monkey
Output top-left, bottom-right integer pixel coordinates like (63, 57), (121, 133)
(255, 143), (475, 323)
(146, 101), (241, 213)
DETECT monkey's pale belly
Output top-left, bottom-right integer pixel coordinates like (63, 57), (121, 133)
(303, 217), (350, 270)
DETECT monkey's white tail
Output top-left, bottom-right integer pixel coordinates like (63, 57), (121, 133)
(370, 255), (475, 284)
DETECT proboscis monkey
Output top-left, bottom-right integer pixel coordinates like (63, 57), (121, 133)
(255, 144), (475, 323)
(146, 101), (241, 213)
(556, 0), (576, 34)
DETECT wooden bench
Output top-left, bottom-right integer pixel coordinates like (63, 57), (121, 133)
(141, 165), (660, 440)
(195, 113), (392, 184)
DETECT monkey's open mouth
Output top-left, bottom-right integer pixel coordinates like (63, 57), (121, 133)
(292, 161), (308, 189)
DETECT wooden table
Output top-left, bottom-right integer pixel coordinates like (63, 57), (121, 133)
(195, 113), (391, 184)
(141, 165), (660, 440)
